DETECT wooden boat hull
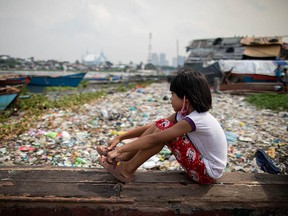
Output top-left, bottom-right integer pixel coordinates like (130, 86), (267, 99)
(219, 82), (280, 92)
(218, 71), (280, 92)
(86, 75), (122, 83)
(28, 72), (86, 87)
(0, 77), (29, 110)
(229, 73), (277, 83)
(0, 93), (18, 110)
(0, 76), (31, 87)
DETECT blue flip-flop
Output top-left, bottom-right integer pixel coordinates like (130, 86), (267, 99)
(255, 149), (281, 174)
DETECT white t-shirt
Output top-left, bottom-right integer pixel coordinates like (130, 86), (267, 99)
(176, 111), (227, 179)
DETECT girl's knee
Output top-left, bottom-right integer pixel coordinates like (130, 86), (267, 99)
(155, 119), (175, 130)
(153, 126), (161, 133)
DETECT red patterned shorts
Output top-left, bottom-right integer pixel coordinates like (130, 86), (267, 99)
(155, 118), (215, 184)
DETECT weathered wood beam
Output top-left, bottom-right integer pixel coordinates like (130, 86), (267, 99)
(0, 167), (287, 216)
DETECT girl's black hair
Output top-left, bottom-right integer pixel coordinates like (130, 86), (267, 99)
(170, 67), (212, 112)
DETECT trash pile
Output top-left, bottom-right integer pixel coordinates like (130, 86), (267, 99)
(0, 82), (287, 175)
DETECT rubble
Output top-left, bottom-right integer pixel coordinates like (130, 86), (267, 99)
(0, 82), (287, 175)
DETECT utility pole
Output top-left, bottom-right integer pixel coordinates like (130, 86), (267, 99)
(176, 39), (179, 68)
(147, 32), (152, 64)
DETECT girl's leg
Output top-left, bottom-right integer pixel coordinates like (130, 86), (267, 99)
(118, 123), (159, 161)
(153, 119), (215, 184)
(98, 123), (157, 160)
(105, 126), (165, 180)
(122, 140), (165, 177)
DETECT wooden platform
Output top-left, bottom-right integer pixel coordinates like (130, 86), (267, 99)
(0, 167), (287, 216)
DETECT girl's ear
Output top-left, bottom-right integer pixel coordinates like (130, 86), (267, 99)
(185, 97), (190, 107)
(180, 96), (189, 116)
(184, 96), (189, 103)
(184, 96), (190, 104)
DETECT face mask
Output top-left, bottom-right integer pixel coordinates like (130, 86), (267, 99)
(180, 96), (189, 116)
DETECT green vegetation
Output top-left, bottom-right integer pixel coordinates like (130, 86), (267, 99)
(44, 80), (89, 92)
(45, 86), (76, 92)
(19, 91), (106, 111)
(245, 93), (288, 111)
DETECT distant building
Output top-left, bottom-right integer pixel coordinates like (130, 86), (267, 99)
(151, 52), (170, 66)
(172, 55), (186, 67)
(159, 53), (166, 66)
(151, 53), (159, 66)
(0, 55), (10, 60)
(82, 51), (107, 66)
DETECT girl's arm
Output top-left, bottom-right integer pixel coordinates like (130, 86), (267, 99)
(108, 113), (177, 150)
(114, 118), (191, 155)
(123, 112), (177, 139)
(108, 122), (153, 150)
(119, 123), (154, 139)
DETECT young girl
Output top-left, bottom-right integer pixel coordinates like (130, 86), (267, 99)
(97, 67), (227, 184)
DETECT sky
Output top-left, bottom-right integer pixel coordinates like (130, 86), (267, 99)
(1, 0), (288, 65)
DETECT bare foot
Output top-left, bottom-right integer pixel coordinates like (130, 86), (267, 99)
(96, 145), (110, 157)
(98, 156), (134, 183)
(97, 145), (137, 162)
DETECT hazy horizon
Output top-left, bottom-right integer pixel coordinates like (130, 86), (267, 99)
(1, 0), (288, 65)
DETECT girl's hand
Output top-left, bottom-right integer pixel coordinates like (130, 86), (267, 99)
(107, 136), (121, 150)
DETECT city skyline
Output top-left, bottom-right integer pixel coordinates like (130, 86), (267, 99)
(150, 52), (185, 67)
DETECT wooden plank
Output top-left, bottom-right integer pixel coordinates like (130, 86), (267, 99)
(0, 167), (287, 215)
(0, 182), (119, 198)
(0, 167), (287, 185)
(121, 183), (288, 208)
(0, 168), (117, 183)
(219, 82), (280, 92)
(134, 171), (288, 185)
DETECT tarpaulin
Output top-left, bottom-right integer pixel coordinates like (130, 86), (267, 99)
(240, 36), (283, 45)
(243, 45), (281, 58)
(218, 60), (288, 76)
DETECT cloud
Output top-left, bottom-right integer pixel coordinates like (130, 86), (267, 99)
(0, 0), (288, 64)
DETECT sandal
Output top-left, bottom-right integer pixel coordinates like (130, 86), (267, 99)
(255, 149), (281, 174)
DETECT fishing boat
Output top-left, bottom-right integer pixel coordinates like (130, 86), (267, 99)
(0, 76), (31, 87)
(0, 87), (20, 111)
(26, 72), (86, 92)
(85, 74), (122, 84)
(28, 72), (86, 87)
(0, 76), (31, 110)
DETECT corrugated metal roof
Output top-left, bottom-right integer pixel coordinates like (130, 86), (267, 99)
(186, 37), (244, 63)
(185, 36), (286, 63)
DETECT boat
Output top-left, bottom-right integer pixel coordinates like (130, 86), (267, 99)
(26, 72), (86, 92)
(183, 36), (288, 92)
(28, 72), (86, 87)
(85, 74), (122, 84)
(0, 76), (31, 87)
(0, 87), (21, 111)
(0, 76), (31, 110)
